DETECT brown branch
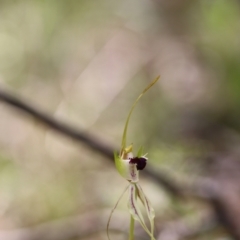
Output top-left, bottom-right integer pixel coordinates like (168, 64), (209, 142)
(0, 88), (114, 160)
(0, 87), (188, 198)
(0, 87), (227, 239)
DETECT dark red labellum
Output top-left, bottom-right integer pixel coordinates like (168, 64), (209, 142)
(129, 157), (147, 170)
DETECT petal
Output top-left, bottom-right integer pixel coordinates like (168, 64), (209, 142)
(136, 183), (155, 220)
(128, 183), (155, 239)
(128, 184), (146, 225)
(136, 183), (155, 239)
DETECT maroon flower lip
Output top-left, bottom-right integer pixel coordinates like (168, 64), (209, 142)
(129, 157), (147, 170)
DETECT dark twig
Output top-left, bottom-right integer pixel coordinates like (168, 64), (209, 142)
(0, 88), (226, 240)
(0, 88), (114, 159)
(0, 87), (188, 198)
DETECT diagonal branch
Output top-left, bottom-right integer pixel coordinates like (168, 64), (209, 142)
(0, 87), (224, 239)
(0, 88), (114, 159)
(0, 87), (186, 197)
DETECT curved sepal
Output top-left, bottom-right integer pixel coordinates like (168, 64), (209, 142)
(114, 151), (127, 178)
(121, 76), (160, 151)
(128, 183), (156, 240)
(136, 183), (155, 238)
(114, 151), (139, 182)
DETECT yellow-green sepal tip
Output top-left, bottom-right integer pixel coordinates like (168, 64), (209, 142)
(137, 146), (144, 157)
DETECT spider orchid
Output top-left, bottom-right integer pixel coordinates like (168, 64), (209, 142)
(107, 76), (160, 240)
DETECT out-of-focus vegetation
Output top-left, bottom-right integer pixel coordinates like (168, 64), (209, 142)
(0, 0), (240, 239)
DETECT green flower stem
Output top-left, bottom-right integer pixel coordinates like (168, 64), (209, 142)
(129, 184), (137, 240)
(129, 214), (135, 240)
(151, 222), (154, 240)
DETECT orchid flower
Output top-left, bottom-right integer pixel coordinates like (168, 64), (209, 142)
(107, 76), (160, 240)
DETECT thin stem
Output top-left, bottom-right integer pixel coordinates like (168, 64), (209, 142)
(129, 215), (135, 240)
(150, 222), (154, 240)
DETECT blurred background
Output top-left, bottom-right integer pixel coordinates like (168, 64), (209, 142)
(0, 0), (240, 239)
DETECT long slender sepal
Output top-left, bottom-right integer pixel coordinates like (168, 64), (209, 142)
(121, 76), (160, 152)
(107, 185), (129, 240)
(128, 183), (156, 239)
(136, 183), (155, 239)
